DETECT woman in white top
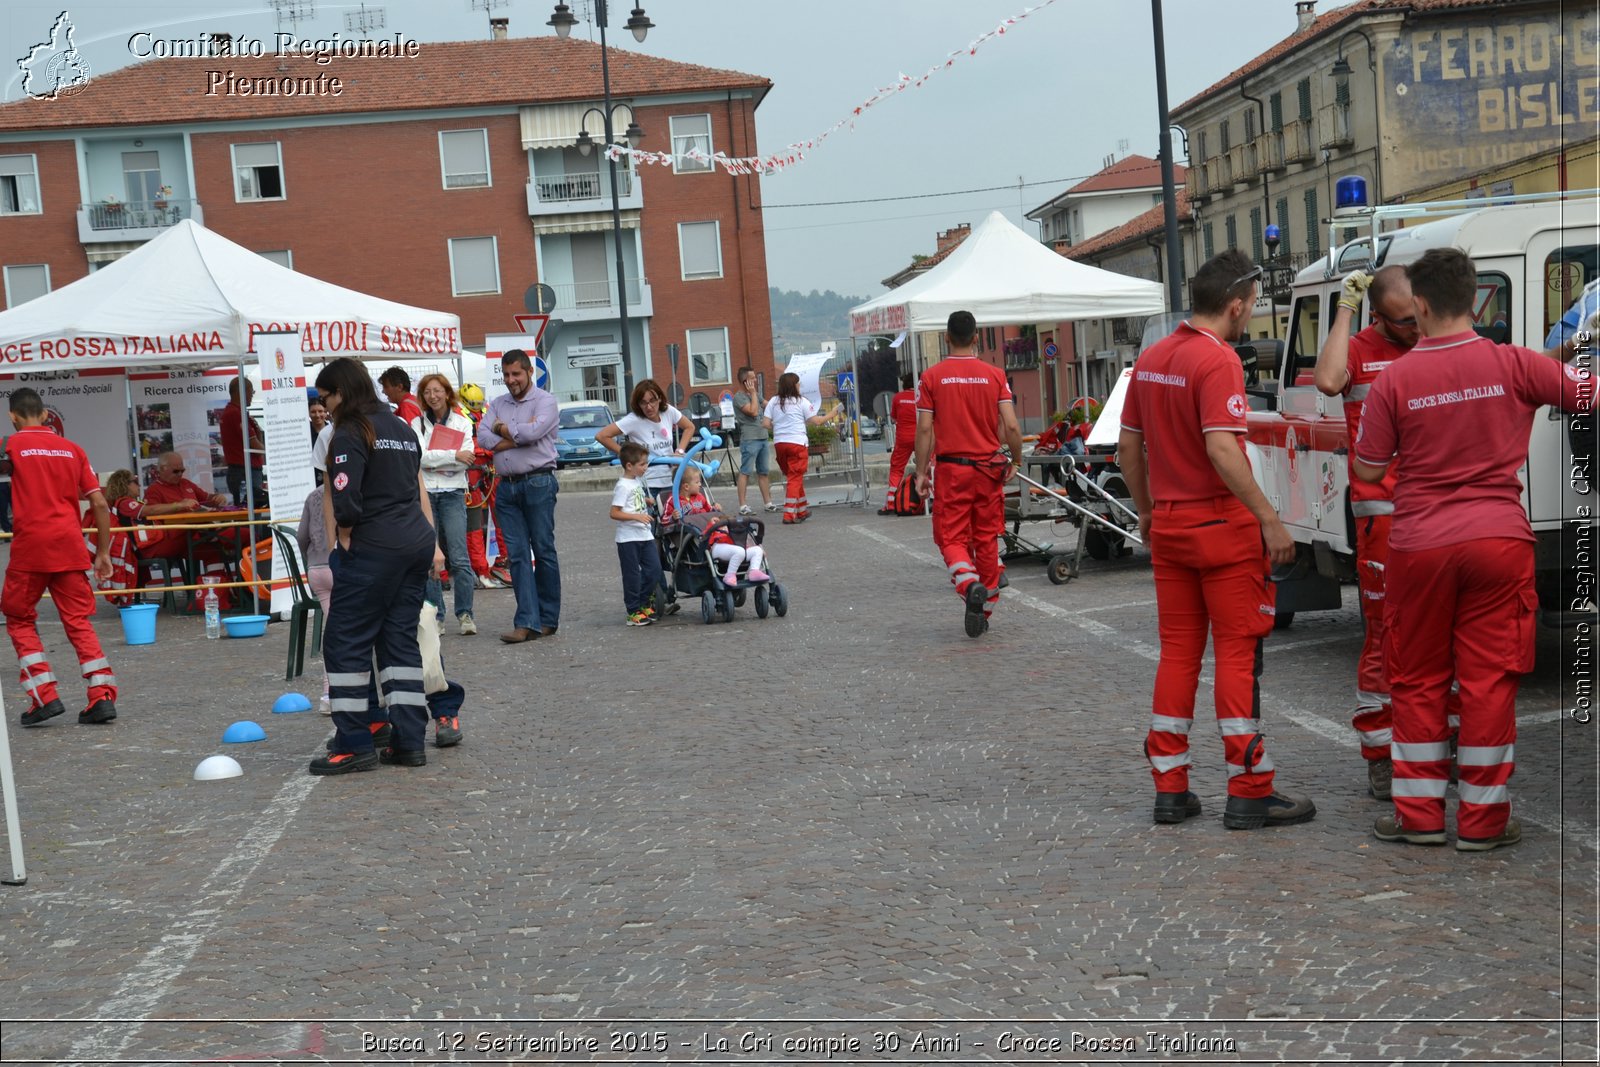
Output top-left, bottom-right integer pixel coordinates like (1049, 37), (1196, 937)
(411, 373), (479, 634)
(762, 371), (842, 524)
(596, 378), (696, 501)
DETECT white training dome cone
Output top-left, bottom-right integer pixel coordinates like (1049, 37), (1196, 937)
(194, 755), (243, 781)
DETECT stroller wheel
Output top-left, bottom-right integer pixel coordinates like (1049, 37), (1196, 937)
(719, 588), (735, 622)
(700, 590), (716, 625)
(754, 584), (770, 618)
(733, 588), (746, 608)
(769, 582), (788, 617)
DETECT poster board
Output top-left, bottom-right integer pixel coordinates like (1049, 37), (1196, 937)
(784, 351), (833, 409)
(128, 368), (236, 495)
(258, 330), (316, 617)
(1086, 368), (1133, 448)
(0, 370), (129, 477)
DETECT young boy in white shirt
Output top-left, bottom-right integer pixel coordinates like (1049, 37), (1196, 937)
(610, 443), (663, 626)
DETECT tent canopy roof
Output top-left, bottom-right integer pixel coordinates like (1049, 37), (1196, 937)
(0, 220), (460, 372)
(851, 211), (1166, 333)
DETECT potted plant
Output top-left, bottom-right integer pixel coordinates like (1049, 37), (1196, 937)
(153, 185), (173, 210)
(807, 420), (838, 457)
(102, 195), (122, 215)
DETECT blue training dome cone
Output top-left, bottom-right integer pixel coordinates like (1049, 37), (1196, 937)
(194, 755), (243, 781)
(221, 720), (266, 744)
(272, 692), (313, 714)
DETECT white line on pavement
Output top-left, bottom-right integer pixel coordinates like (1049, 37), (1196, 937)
(852, 524), (1597, 848)
(66, 772), (319, 1066)
(1267, 633), (1364, 653)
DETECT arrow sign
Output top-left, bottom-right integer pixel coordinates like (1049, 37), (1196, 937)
(532, 355), (550, 391)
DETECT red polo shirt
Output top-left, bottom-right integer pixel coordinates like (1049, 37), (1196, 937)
(1356, 330), (1588, 550)
(219, 400), (263, 468)
(7, 426), (100, 573)
(1342, 324), (1413, 504)
(146, 477), (211, 508)
(394, 394), (422, 424)
(916, 356), (1013, 458)
(1120, 321), (1249, 503)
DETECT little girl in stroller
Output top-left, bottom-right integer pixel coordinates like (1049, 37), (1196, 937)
(660, 466), (771, 587)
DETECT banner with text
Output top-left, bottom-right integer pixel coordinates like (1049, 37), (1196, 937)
(0, 370), (129, 477)
(259, 330), (316, 617)
(128, 368), (236, 495)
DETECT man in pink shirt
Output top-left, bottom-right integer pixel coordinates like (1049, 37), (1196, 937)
(1354, 247), (1589, 852)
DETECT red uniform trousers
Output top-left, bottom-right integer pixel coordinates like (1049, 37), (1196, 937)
(1352, 510), (1394, 760)
(929, 463), (1004, 616)
(1144, 497), (1277, 799)
(774, 442), (810, 522)
(1384, 538), (1531, 841)
(886, 432), (915, 490)
(2, 566), (117, 711)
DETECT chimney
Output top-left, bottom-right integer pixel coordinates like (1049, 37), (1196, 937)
(1294, 1), (1317, 33)
(489, 17), (509, 41)
(209, 32), (232, 57)
(936, 224), (971, 253)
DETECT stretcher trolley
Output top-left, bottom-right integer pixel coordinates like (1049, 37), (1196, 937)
(1002, 448), (1143, 584)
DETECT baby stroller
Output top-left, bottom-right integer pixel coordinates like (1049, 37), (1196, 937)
(659, 509), (788, 625)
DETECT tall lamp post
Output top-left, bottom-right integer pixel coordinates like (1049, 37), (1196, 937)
(549, 1), (652, 403)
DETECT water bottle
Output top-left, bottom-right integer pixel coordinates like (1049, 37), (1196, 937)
(203, 579), (221, 640)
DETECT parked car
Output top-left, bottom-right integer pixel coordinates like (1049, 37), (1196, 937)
(555, 401), (614, 466)
(857, 415), (882, 441)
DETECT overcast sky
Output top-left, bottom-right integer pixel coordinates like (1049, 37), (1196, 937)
(2, 0), (1356, 298)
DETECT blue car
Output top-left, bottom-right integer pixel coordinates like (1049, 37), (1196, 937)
(556, 402), (614, 466)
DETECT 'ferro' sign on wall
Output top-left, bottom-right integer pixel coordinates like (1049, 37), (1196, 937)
(1382, 8), (1598, 197)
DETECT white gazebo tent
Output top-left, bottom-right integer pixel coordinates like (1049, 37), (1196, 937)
(0, 219), (461, 370)
(849, 210), (1167, 415)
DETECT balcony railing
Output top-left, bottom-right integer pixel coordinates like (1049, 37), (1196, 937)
(1257, 131), (1286, 173)
(547, 276), (647, 310)
(1282, 118), (1316, 163)
(532, 170), (632, 204)
(1187, 165), (1212, 199)
(1228, 142), (1259, 184)
(83, 198), (191, 231)
(1319, 103), (1354, 150)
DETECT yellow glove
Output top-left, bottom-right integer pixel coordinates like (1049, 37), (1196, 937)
(1339, 271), (1373, 311)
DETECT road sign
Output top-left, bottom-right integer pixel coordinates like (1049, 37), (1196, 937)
(1043, 341), (1059, 358)
(524, 283), (557, 314)
(513, 314), (549, 346)
(532, 355), (550, 391)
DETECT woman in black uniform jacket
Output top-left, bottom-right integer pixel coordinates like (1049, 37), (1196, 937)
(309, 358), (443, 775)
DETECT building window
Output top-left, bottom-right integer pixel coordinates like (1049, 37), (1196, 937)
(677, 221), (722, 280)
(687, 327), (730, 386)
(258, 250), (293, 269)
(448, 236), (500, 296)
(1269, 91), (1283, 131)
(1220, 118), (1231, 153)
(0, 155), (41, 215)
(439, 129), (491, 189)
(1250, 206), (1263, 262)
(670, 114), (713, 174)
(1297, 78), (1312, 121)
(1244, 109), (1257, 141)
(1196, 130), (1208, 162)
(1334, 75), (1351, 108)
(1225, 214), (1238, 252)
(232, 142), (284, 201)
(1304, 188), (1320, 255)
(1275, 197), (1291, 256)
(1203, 221), (1215, 260)
(123, 150), (162, 204)
(2, 264), (49, 308)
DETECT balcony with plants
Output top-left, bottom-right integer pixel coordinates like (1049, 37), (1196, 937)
(525, 148), (642, 217)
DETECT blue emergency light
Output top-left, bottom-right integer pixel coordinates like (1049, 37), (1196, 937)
(1335, 175), (1369, 210)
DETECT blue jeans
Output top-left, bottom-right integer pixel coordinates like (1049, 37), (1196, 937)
(493, 472), (561, 630)
(428, 489), (474, 619)
(739, 437), (770, 476)
(617, 539), (663, 614)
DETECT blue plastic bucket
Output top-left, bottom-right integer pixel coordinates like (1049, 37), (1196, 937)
(119, 604), (158, 645)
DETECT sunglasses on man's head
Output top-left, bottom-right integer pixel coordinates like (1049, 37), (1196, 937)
(1227, 264), (1264, 295)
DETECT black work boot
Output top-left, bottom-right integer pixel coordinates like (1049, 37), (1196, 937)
(1153, 791), (1202, 824)
(1223, 792), (1316, 830)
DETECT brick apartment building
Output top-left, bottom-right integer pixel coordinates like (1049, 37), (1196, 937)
(0, 26), (777, 410)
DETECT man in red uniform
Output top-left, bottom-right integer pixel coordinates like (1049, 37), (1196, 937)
(879, 373), (919, 513)
(1354, 247), (1588, 852)
(1, 388), (118, 727)
(219, 377), (265, 505)
(913, 311), (1023, 638)
(144, 451), (236, 605)
(380, 366), (423, 424)
(1119, 250), (1316, 830)
(1313, 265), (1423, 801)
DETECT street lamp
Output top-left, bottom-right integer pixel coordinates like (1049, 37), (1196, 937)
(548, 0), (652, 401)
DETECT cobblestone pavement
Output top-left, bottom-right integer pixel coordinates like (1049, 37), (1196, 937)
(0, 491), (1594, 1064)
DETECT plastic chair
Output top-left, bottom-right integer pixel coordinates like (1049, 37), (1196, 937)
(269, 525), (323, 680)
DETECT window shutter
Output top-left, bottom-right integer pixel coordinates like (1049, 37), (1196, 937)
(1304, 189), (1320, 255)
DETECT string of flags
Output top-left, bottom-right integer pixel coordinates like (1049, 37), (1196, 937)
(603, 0), (1065, 177)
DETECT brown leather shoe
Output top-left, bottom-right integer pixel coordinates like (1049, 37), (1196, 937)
(538, 625), (558, 637)
(500, 627), (538, 644)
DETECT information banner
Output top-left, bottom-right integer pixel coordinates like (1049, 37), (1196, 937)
(785, 351), (833, 408)
(0, 370), (129, 477)
(258, 330), (316, 617)
(128, 368), (235, 495)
